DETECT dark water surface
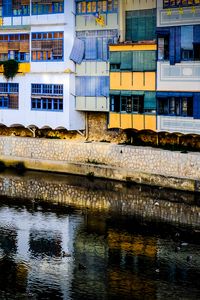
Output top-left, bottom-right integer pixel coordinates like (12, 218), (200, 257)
(0, 171), (200, 300)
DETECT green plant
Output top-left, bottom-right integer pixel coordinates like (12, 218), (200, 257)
(0, 59), (19, 80)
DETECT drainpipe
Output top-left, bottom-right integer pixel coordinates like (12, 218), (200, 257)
(85, 112), (89, 140)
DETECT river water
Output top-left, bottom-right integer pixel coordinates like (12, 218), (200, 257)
(0, 171), (200, 300)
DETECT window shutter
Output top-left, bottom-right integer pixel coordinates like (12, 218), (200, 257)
(193, 93), (200, 119)
(144, 92), (156, 109)
(144, 51), (156, 71)
(175, 27), (181, 63)
(132, 51), (144, 71)
(69, 38), (85, 64)
(194, 25), (200, 43)
(85, 38), (97, 60)
(169, 27), (175, 65)
(110, 51), (121, 64)
(120, 51), (132, 70)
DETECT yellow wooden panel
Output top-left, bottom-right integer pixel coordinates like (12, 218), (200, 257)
(121, 114), (132, 129)
(109, 113), (121, 128)
(110, 72), (121, 89)
(109, 44), (157, 52)
(18, 63), (30, 73)
(0, 65), (3, 73)
(133, 114), (144, 130)
(144, 115), (156, 131)
(111, 72), (156, 91)
(120, 72), (133, 90)
(144, 72), (156, 90)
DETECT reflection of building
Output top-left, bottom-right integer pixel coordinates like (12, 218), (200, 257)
(0, 203), (82, 298)
(73, 214), (157, 299)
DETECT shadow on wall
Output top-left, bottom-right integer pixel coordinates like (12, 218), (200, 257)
(124, 129), (200, 152)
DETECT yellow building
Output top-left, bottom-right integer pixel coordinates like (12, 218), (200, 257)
(109, 43), (157, 131)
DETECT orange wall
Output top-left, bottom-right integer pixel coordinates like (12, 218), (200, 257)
(109, 113), (157, 131)
(110, 72), (156, 91)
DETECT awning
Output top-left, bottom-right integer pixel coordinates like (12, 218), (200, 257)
(156, 92), (193, 98)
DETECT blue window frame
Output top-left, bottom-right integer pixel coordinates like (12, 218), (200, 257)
(0, 83), (19, 109)
(0, 83), (18, 93)
(2, 0), (30, 17)
(163, 0), (200, 8)
(31, 84), (63, 111)
(32, 1), (64, 15)
(0, 97), (9, 108)
(157, 94), (193, 117)
(31, 32), (63, 61)
(76, 0), (118, 15)
(0, 33), (30, 62)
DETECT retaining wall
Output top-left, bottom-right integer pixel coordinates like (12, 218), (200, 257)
(0, 136), (200, 192)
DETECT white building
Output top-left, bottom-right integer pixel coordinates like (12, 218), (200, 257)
(0, 0), (85, 131)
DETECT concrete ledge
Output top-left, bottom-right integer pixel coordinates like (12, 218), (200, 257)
(1, 155), (198, 193)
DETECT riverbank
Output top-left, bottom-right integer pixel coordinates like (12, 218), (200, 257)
(0, 136), (200, 192)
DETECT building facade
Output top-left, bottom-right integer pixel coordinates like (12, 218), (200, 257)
(156, 0), (200, 134)
(0, 1), (200, 137)
(109, 0), (157, 131)
(0, 0), (84, 131)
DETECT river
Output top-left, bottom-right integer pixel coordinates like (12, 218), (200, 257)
(0, 170), (200, 299)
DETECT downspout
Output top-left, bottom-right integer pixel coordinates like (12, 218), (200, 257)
(85, 112), (89, 140)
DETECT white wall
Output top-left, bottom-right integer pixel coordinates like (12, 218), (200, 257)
(0, 73), (85, 130)
(157, 0), (200, 27)
(157, 62), (200, 92)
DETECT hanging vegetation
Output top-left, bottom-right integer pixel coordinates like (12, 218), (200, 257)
(0, 59), (19, 80)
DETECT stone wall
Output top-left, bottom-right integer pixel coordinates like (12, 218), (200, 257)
(0, 171), (199, 228)
(1, 136), (200, 192)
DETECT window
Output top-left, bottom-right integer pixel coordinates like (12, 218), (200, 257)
(110, 50), (156, 71)
(2, 0), (30, 17)
(76, 0), (118, 15)
(158, 96), (193, 117)
(110, 93), (145, 114)
(158, 37), (169, 61)
(126, 9), (156, 42)
(0, 83), (19, 109)
(31, 32), (63, 61)
(181, 26), (193, 61)
(110, 94), (120, 112)
(31, 84), (63, 111)
(31, 0), (64, 15)
(0, 33), (29, 62)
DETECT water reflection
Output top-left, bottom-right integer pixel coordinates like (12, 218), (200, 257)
(0, 172), (200, 299)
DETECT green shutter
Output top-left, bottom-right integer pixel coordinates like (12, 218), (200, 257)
(110, 90), (120, 95)
(132, 91), (144, 96)
(143, 51), (156, 71)
(144, 92), (156, 109)
(110, 51), (121, 64)
(125, 9), (156, 42)
(120, 51), (133, 70)
(121, 91), (132, 96)
(132, 51), (144, 71)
